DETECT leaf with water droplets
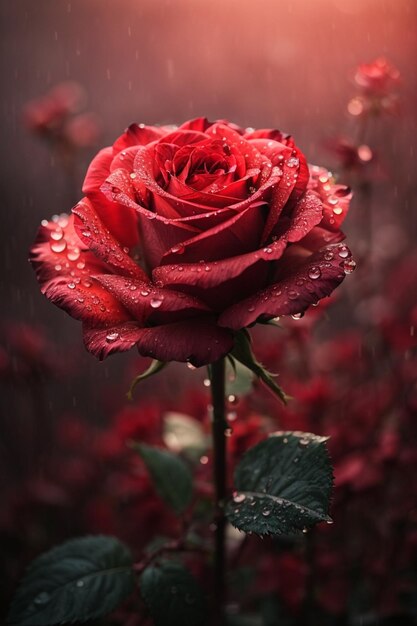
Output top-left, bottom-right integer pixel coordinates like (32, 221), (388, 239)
(231, 330), (290, 404)
(140, 561), (207, 626)
(127, 359), (167, 401)
(225, 432), (333, 536)
(131, 443), (193, 514)
(7, 535), (135, 625)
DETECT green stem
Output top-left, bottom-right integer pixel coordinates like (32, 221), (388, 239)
(210, 358), (227, 623)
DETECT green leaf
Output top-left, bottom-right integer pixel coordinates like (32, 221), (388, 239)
(225, 431), (333, 536)
(231, 331), (290, 404)
(127, 359), (167, 401)
(132, 443), (193, 514)
(7, 535), (135, 626)
(140, 561), (206, 626)
(225, 357), (255, 398)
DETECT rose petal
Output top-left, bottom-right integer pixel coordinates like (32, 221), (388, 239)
(94, 274), (210, 324)
(83, 318), (233, 365)
(30, 216), (131, 326)
(72, 198), (146, 279)
(82, 147), (139, 248)
(219, 243), (353, 329)
(83, 321), (145, 359)
(112, 123), (168, 153)
(134, 318), (235, 366)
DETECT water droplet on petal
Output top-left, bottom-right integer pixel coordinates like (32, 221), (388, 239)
(50, 229), (63, 241)
(343, 259), (356, 274)
(308, 267), (321, 280)
(106, 332), (120, 343)
(140, 289), (150, 297)
(288, 290), (298, 300)
(150, 297), (163, 308)
(291, 312), (304, 320)
(225, 427), (233, 437)
(67, 248), (80, 261)
(50, 240), (67, 253)
(286, 157), (299, 168)
(338, 247), (349, 258)
(171, 242), (185, 255)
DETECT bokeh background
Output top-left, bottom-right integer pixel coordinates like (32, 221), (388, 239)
(1, 1), (417, 624)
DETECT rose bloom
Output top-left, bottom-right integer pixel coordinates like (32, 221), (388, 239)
(354, 57), (400, 94)
(31, 118), (353, 366)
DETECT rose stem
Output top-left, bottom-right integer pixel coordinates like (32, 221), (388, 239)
(210, 357), (227, 623)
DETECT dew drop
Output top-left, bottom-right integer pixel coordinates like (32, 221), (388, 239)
(171, 243), (185, 254)
(203, 378), (211, 387)
(106, 332), (120, 343)
(34, 591), (50, 605)
(67, 282), (76, 289)
(291, 312), (304, 320)
(262, 509), (271, 517)
(286, 157), (299, 168)
(150, 297), (163, 308)
(76, 580), (85, 588)
(343, 259), (357, 274)
(140, 289), (150, 297)
(50, 240), (67, 253)
(67, 248), (80, 261)
(288, 290), (298, 300)
(200, 455), (209, 465)
(338, 247), (349, 258)
(233, 492), (246, 503)
(324, 251), (334, 261)
(50, 229), (63, 241)
(81, 229), (91, 238)
(225, 427), (233, 437)
(308, 266), (321, 280)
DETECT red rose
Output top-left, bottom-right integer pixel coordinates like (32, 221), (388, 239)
(30, 118), (353, 366)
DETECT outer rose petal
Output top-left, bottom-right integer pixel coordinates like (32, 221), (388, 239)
(112, 123), (168, 152)
(72, 198), (147, 280)
(30, 216), (131, 326)
(93, 274), (210, 324)
(83, 318), (234, 366)
(82, 147), (139, 248)
(83, 322), (145, 359)
(218, 243), (353, 329)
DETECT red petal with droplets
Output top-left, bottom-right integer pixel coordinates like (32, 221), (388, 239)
(30, 216), (131, 325)
(82, 147), (139, 248)
(83, 318), (234, 366)
(93, 274), (210, 324)
(72, 198), (146, 280)
(219, 243), (353, 329)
